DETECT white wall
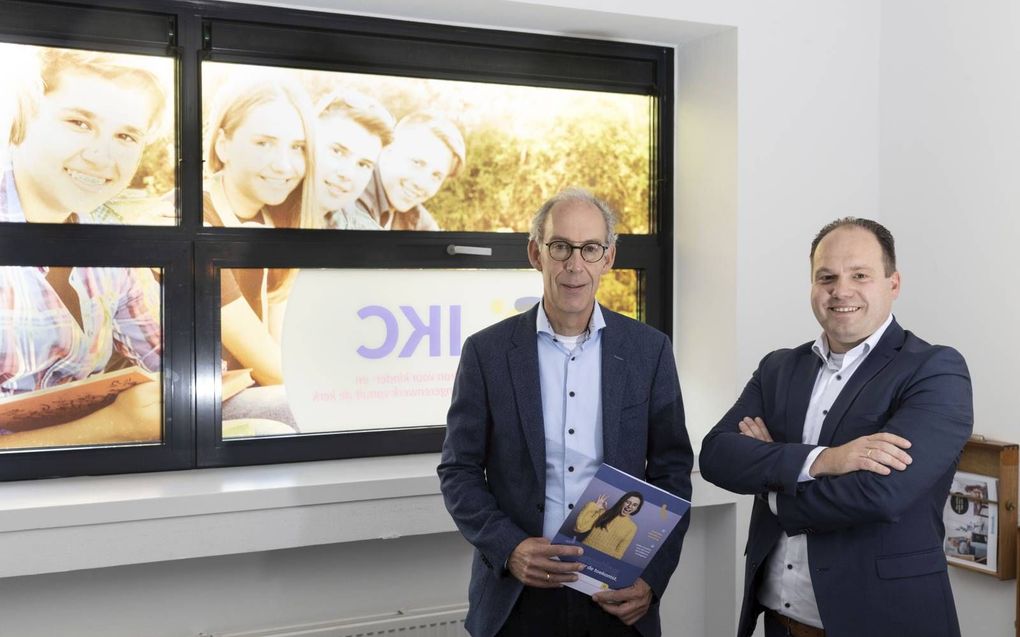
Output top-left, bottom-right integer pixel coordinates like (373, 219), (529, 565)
(0, 535), (474, 637)
(10, 1), (1015, 636)
(880, 1), (1020, 634)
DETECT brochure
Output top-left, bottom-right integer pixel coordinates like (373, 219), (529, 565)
(943, 469), (998, 572)
(552, 463), (691, 595)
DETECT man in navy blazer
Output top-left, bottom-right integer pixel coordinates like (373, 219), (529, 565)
(438, 189), (693, 637)
(700, 218), (973, 637)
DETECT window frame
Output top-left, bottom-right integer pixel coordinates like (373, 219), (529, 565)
(0, 0), (674, 478)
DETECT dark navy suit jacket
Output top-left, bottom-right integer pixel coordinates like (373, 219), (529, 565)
(700, 319), (973, 637)
(438, 304), (693, 637)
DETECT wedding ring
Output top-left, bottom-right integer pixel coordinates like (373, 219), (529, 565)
(866, 448), (874, 459)
(546, 573), (551, 581)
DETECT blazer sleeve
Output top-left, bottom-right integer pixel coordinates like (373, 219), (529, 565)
(775, 346), (973, 534)
(639, 335), (695, 597)
(437, 337), (529, 572)
(699, 352), (818, 497)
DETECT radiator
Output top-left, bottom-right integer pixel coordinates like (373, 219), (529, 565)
(201, 604), (468, 637)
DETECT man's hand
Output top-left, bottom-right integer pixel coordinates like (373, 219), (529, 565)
(507, 537), (585, 588)
(810, 432), (912, 477)
(592, 577), (653, 625)
(738, 416), (773, 442)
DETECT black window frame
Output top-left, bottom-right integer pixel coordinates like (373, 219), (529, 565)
(0, 0), (674, 479)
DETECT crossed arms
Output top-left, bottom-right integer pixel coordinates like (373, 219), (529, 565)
(699, 345), (973, 534)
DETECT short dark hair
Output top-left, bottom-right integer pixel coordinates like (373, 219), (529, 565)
(810, 217), (896, 276)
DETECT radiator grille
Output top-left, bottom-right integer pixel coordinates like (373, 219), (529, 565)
(202, 604), (468, 637)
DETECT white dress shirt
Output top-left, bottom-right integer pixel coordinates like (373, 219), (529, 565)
(758, 314), (893, 628)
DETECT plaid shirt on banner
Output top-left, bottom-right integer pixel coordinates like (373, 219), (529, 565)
(0, 165), (162, 397)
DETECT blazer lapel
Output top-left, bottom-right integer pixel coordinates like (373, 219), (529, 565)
(785, 350), (822, 444)
(600, 310), (627, 467)
(508, 306), (546, 487)
(817, 320), (904, 446)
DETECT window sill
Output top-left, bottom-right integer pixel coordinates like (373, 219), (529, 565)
(0, 453), (730, 578)
(0, 453), (452, 578)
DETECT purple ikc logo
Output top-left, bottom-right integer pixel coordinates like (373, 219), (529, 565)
(356, 305), (462, 359)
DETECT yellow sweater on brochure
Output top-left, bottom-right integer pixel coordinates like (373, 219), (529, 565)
(573, 501), (638, 559)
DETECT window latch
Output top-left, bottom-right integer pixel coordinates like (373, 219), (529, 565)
(446, 245), (493, 256)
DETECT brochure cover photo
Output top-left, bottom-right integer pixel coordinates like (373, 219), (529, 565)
(553, 463), (691, 595)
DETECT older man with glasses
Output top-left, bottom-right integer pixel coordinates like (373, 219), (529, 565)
(438, 188), (693, 637)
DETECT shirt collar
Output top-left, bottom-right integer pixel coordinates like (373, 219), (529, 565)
(812, 313), (894, 366)
(536, 301), (606, 338)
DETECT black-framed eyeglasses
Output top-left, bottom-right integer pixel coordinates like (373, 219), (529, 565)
(544, 241), (609, 263)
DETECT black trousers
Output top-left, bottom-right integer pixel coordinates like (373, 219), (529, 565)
(496, 586), (641, 637)
(764, 612), (791, 637)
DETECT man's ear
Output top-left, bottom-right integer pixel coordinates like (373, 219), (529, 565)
(528, 240), (542, 271)
(602, 243), (617, 272)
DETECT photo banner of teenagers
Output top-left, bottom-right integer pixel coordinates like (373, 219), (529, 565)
(0, 43), (176, 226)
(199, 60), (653, 234)
(0, 43), (174, 451)
(201, 61), (651, 438)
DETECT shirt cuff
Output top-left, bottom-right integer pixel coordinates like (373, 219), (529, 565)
(798, 446), (828, 482)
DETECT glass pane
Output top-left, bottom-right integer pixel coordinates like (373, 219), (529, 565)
(202, 61), (652, 234)
(0, 266), (164, 449)
(0, 44), (176, 225)
(220, 267), (639, 438)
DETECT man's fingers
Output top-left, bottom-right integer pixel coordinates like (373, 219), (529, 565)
(509, 537), (585, 587)
(738, 417), (773, 442)
(869, 432), (912, 449)
(543, 544), (585, 559)
(524, 554), (585, 586)
(873, 443), (912, 467)
(597, 599), (633, 617)
(594, 579), (652, 624)
(531, 568), (579, 587)
(861, 446), (910, 473)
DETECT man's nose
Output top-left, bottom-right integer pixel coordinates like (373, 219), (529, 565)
(564, 249), (585, 271)
(830, 278), (852, 297)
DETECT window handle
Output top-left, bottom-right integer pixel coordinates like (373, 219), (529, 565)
(446, 245), (493, 256)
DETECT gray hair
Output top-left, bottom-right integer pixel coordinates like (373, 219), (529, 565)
(528, 188), (619, 246)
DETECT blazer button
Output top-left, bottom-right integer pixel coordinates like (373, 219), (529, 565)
(537, 503), (544, 512)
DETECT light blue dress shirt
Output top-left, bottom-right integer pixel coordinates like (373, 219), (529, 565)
(536, 301), (607, 539)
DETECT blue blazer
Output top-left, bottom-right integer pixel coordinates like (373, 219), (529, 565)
(700, 319), (973, 637)
(438, 305), (693, 637)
